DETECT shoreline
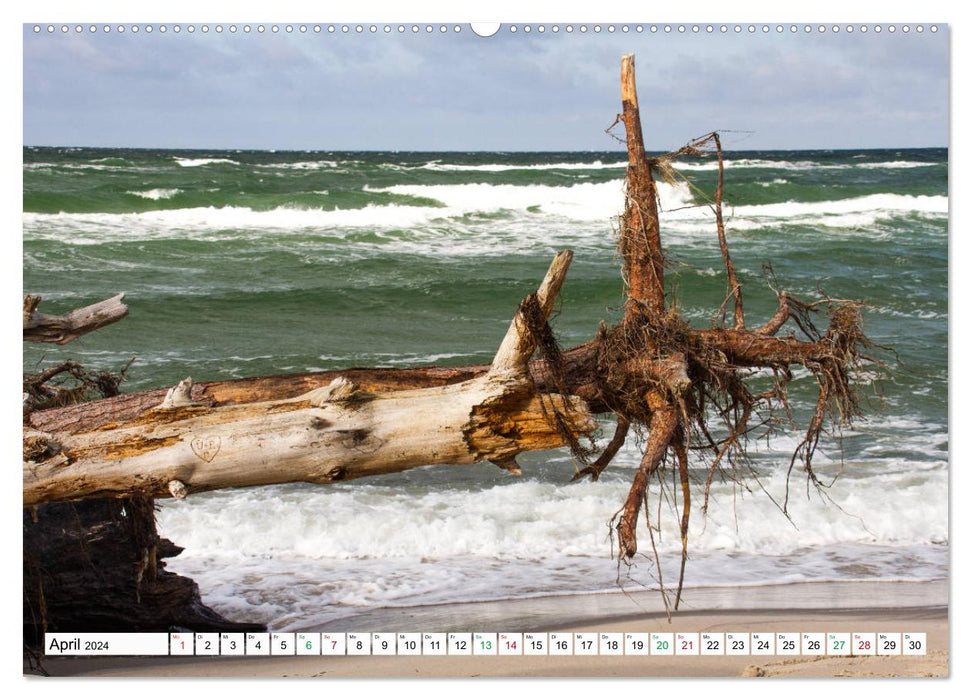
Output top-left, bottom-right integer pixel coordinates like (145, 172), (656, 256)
(30, 579), (948, 678)
(301, 578), (948, 634)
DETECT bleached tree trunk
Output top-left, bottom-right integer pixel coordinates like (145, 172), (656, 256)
(23, 252), (596, 507)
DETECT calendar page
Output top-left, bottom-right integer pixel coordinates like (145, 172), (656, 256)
(21, 5), (950, 682)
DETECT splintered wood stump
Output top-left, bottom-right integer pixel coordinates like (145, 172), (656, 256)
(619, 54), (665, 316)
(24, 498), (262, 642)
(23, 252), (597, 507)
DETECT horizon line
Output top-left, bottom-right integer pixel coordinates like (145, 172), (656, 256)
(23, 144), (950, 153)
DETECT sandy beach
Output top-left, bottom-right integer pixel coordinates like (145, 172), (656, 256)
(29, 579), (948, 679)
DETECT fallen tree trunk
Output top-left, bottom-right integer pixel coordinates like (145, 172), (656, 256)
(25, 342), (604, 435)
(23, 252), (596, 507)
(23, 293), (128, 344)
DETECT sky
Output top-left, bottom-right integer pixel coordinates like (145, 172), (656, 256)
(22, 21), (949, 151)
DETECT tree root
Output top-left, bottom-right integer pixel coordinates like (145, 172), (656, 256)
(589, 55), (878, 607)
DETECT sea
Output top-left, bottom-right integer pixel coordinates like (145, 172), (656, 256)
(22, 147), (948, 631)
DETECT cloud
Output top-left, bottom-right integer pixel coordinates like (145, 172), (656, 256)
(23, 26), (948, 150)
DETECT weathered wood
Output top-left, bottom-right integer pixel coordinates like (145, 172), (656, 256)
(23, 498), (262, 643)
(492, 250), (573, 374)
(23, 254), (597, 507)
(614, 401), (679, 561)
(711, 131), (745, 330)
(611, 55), (682, 566)
(695, 328), (849, 367)
(757, 292), (790, 336)
(23, 293), (129, 344)
(619, 54), (665, 317)
(26, 343), (607, 436)
(26, 366), (488, 434)
(23, 375), (594, 506)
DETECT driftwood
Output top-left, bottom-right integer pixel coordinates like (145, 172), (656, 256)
(24, 498), (262, 646)
(25, 344), (604, 435)
(23, 293), (128, 344)
(23, 252), (596, 506)
(20, 290), (246, 647)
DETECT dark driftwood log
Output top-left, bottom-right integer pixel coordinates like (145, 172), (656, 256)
(23, 293), (129, 345)
(23, 498), (261, 645)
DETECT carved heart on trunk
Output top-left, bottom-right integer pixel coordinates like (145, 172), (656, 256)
(190, 436), (221, 463)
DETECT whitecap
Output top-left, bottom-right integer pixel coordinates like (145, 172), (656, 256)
(126, 188), (182, 200)
(174, 157), (240, 167)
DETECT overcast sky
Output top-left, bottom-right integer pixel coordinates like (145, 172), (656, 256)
(22, 23), (949, 151)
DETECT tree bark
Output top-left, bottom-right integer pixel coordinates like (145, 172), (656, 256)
(619, 54), (666, 317)
(23, 293), (129, 344)
(25, 342), (606, 435)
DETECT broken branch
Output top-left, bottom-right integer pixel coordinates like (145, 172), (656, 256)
(23, 293), (129, 344)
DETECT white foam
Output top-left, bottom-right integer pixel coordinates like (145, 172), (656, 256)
(734, 193), (947, 218)
(630, 187), (944, 239)
(418, 160), (627, 172)
(674, 158), (940, 173)
(855, 161), (941, 169)
(157, 463), (946, 565)
(872, 305), (948, 320)
(174, 157), (240, 167)
(369, 180), (692, 222)
(25, 162), (137, 172)
(721, 193), (948, 231)
(127, 188), (182, 200)
(22, 186), (945, 252)
(22, 180), (693, 247)
(261, 160), (342, 170)
(313, 351), (477, 367)
(646, 193), (950, 237)
(368, 181), (616, 221)
(674, 159), (850, 172)
(156, 456), (947, 630)
(22, 204), (442, 240)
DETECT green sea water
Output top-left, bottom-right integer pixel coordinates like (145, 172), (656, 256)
(22, 148), (949, 629)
